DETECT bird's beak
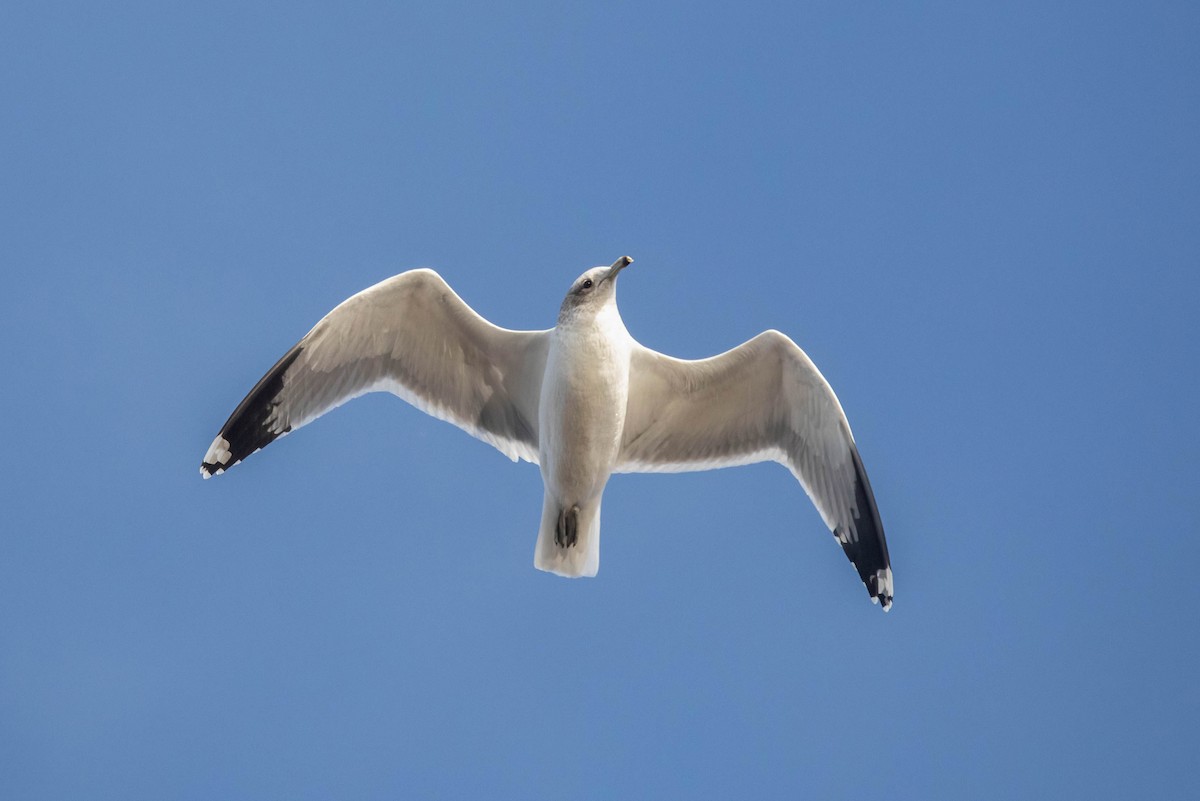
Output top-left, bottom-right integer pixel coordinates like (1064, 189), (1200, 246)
(603, 255), (633, 284)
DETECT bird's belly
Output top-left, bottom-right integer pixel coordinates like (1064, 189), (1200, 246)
(538, 348), (628, 503)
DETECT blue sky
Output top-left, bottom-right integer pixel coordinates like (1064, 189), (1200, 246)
(2, 1), (1197, 798)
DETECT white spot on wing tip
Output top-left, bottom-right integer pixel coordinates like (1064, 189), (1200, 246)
(203, 436), (233, 468)
(874, 567), (894, 611)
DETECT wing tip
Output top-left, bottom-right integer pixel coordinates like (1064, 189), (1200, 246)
(199, 344), (304, 480)
(200, 434), (232, 479)
(200, 461), (225, 479)
(845, 444), (892, 612)
(869, 567), (894, 611)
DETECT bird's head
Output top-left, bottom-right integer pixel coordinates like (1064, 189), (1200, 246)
(557, 256), (632, 323)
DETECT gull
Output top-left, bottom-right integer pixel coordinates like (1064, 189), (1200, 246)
(201, 257), (893, 609)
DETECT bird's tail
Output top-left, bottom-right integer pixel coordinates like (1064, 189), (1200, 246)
(534, 495), (601, 578)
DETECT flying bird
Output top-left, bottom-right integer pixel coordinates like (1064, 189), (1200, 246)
(201, 257), (893, 609)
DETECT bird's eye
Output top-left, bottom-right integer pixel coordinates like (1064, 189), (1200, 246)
(582, 279), (593, 290)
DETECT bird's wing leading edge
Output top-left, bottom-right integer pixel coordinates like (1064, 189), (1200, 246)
(617, 331), (893, 609)
(201, 269), (550, 477)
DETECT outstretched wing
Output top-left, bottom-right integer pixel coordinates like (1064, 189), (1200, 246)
(201, 269), (550, 477)
(617, 330), (892, 609)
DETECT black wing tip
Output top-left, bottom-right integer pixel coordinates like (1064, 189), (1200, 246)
(838, 532), (894, 612)
(840, 442), (894, 612)
(199, 344), (304, 479)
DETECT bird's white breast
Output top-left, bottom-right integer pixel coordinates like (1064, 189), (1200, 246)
(538, 307), (633, 502)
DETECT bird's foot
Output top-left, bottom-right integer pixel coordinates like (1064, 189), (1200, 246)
(555, 506), (579, 548)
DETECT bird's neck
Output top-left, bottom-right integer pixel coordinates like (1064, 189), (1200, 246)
(557, 301), (627, 338)
(551, 304), (633, 375)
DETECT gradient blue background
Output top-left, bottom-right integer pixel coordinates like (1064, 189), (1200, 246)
(3, 2), (1197, 798)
